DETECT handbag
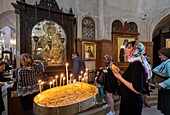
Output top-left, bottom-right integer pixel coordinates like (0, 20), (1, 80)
(96, 72), (105, 85)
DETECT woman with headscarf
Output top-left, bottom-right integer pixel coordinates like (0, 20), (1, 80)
(102, 55), (117, 115)
(153, 47), (170, 115)
(111, 41), (152, 115)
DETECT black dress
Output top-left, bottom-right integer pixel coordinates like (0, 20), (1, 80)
(119, 61), (145, 115)
(103, 66), (117, 94)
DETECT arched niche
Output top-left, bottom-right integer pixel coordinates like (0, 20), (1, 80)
(12, 0), (75, 76)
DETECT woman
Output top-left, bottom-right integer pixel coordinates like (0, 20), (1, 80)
(15, 53), (47, 115)
(153, 47), (170, 115)
(0, 62), (14, 115)
(94, 70), (106, 104)
(112, 41), (152, 115)
(102, 55), (117, 115)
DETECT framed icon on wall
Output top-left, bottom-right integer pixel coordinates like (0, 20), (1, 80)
(2, 51), (12, 63)
(83, 43), (96, 61)
(117, 37), (135, 62)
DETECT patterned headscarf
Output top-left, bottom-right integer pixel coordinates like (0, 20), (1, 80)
(127, 41), (152, 80)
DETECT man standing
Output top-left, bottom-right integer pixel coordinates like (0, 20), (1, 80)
(72, 52), (86, 81)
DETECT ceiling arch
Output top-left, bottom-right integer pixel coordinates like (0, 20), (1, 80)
(0, 10), (16, 32)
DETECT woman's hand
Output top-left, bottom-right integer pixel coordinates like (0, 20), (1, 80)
(113, 72), (139, 94)
(155, 83), (161, 90)
(103, 69), (108, 73)
(0, 82), (4, 87)
(113, 73), (122, 80)
(11, 78), (16, 82)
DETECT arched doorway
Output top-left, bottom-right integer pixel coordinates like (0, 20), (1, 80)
(152, 14), (170, 68)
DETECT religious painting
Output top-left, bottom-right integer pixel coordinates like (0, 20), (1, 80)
(117, 37), (135, 62)
(31, 20), (66, 65)
(2, 51), (12, 64)
(83, 43), (96, 60)
(166, 39), (170, 48)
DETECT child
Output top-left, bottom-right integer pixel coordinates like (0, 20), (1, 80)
(94, 70), (106, 104)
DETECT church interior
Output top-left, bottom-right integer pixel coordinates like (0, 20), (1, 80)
(0, 0), (170, 115)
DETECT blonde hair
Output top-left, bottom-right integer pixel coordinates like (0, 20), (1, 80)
(20, 53), (34, 67)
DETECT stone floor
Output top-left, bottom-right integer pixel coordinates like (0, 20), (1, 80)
(2, 95), (163, 115)
(142, 106), (163, 115)
(1, 84), (164, 115)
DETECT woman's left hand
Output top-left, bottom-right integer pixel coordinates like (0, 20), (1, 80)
(155, 83), (161, 90)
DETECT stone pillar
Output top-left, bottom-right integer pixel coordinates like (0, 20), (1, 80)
(98, 0), (104, 40)
(16, 13), (20, 68)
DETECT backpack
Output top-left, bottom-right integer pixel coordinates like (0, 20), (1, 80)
(96, 71), (105, 85)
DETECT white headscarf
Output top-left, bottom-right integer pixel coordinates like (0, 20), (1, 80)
(127, 41), (152, 80)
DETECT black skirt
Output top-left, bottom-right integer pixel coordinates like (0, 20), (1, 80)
(19, 92), (39, 111)
(157, 88), (170, 115)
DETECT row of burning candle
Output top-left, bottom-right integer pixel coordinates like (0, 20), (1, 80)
(38, 63), (89, 92)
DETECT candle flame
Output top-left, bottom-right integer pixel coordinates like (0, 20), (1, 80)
(41, 82), (44, 85)
(66, 63), (69, 66)
(61, 73), (64, 77)
(73, 79), (76, 83)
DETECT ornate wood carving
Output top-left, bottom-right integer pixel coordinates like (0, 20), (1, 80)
(112, 21), (140, 71)
(113, 21), (138, 34)
(38, 0), (61, 12)
(13, 0), (75, 75)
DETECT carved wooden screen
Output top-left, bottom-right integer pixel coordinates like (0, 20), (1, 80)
(12, 0), (76, 76)
(112, 21), (139, 71)
(12, 0), (75, 66)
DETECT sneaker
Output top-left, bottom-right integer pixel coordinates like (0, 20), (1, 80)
(106, 111), (115, 115)
(102, 104), (110, 109)
(95, 101), (99, 105)
(102, 99), (106, 104)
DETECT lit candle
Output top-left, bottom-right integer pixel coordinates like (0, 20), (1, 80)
(70, 74), (73, 84)
(65, 63), (69, 85)
(52, 79), (55, 87)
(79, 76), (81, 82)
(41, 81), (44, 92)
(60, 73), (64, 86)
(82, 78), (85, 82)
(84, 73), (87, 82)
(86, 68), (89, 81)
(55, 75), (58, 87)
(81, 71), (83, 79)
(38, 80), (41, 92)
(63, 77), (66, 86)
(85, 76), (88, 83)
(49, 81), (52, 88)
(73, 79), (76, 83)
